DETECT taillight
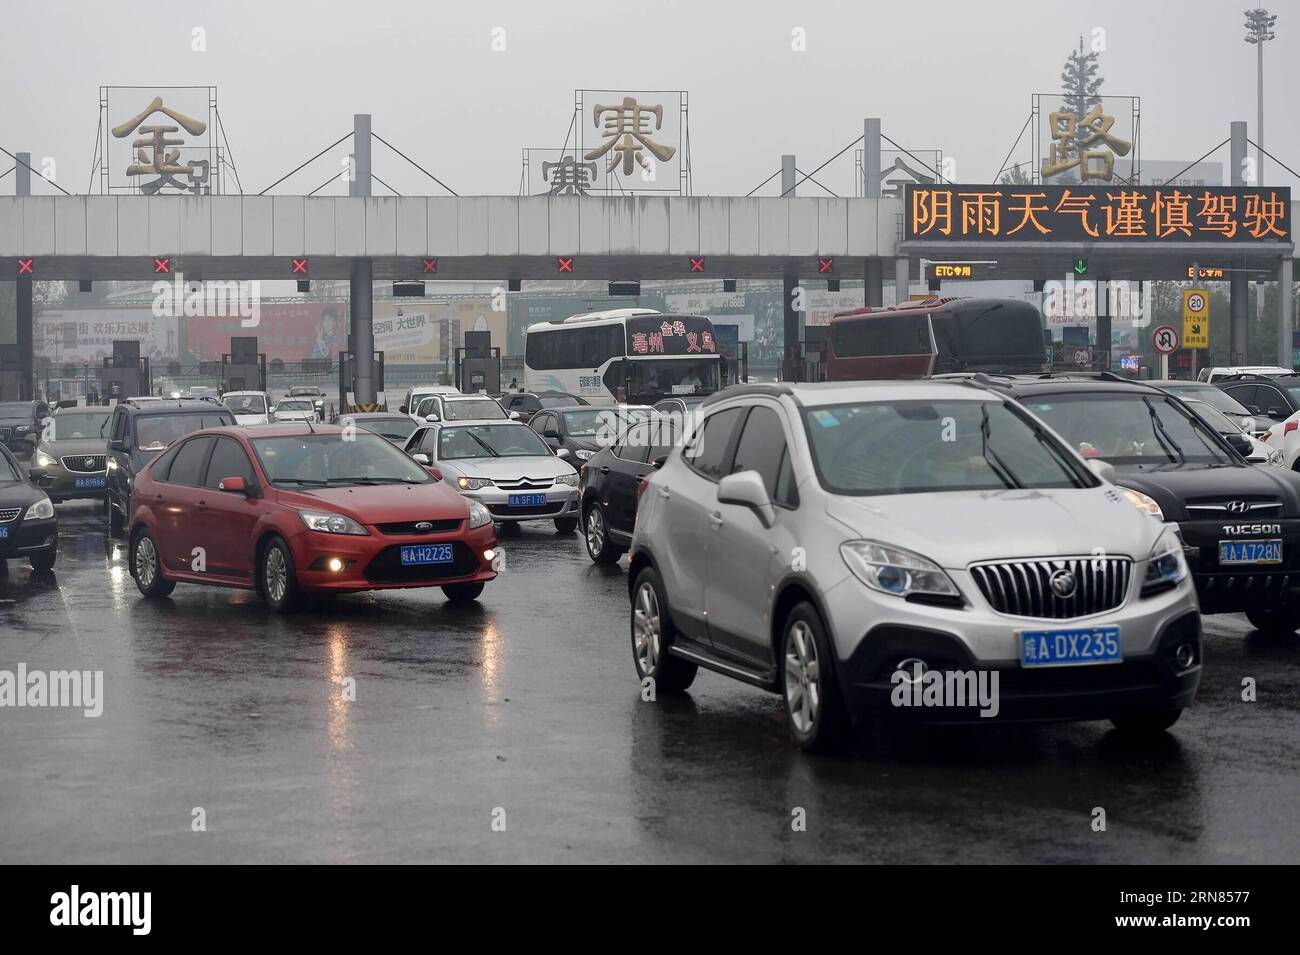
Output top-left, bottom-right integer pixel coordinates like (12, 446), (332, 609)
(637, 476), (651, 500)
(1285, 421), (1297, 436)
(1260, 431), (1272, 442)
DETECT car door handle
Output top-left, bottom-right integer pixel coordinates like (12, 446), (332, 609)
(656, 486), (670, 500)
(708, 511), (724, 528)
(598, 466), (610, 474)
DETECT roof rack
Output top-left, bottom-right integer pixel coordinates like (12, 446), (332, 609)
(700, 383), (794, 407)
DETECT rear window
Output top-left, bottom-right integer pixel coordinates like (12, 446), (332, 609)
(931, 301), (1044, 364)
(831, 313), (931, 359)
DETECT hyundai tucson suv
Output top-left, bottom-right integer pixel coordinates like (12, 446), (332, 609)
(630, 381), (1201, 752)
(995, 374), (1300, 634)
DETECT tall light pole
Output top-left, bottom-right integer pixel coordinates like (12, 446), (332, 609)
(1244, 8), (1277, 184)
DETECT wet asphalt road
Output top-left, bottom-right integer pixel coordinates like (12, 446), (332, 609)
(1, 499), (1299, 864)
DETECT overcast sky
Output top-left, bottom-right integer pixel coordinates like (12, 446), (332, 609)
(3, 0), (1297, 198)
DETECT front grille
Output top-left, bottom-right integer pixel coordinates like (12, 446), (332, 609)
(61, 454), (106, 473)
(374, 518), (462, 536)
(0, 507), (20, 523)
(363, 541), (480, 583)
(494, 477), (554, 491)
(971, 556), (1132, 619)
(1185, 495), (1282, 517)
(0, 428), (11, 441)
(487, 502), (565, 517)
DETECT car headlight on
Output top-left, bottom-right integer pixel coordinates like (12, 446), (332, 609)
(1143, 528), (1188, 595)
(15, 425), (31, 434)
(467, 500), (493, 529)
(25, 497), (54, 520)
(298, 510), (369, 535)
(554, 472), (579, 486)
(840, 540), (961, 600)
(1116, 485), (1164, 520)
(34, 451), (56, 468)
(575, 449), (595, 461)
(457, 476), (495, 491)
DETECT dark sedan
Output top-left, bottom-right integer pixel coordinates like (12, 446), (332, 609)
(528, 405), (654, 465)
(29, 406), (112, 502)
(578, 414), (680, 564)
(0, 443), (58, 571)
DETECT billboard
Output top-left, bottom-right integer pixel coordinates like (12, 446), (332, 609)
(36, 307), (179, 364)
(373, 298), (504, 364)
(185, 303), (345, 363)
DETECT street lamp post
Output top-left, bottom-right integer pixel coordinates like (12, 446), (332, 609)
(1244, 8), (1278, 184)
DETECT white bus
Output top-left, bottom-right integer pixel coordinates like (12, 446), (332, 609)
(524, 308), (723, 405)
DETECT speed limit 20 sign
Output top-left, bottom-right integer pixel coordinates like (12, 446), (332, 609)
(1152, 324), (1179, 355)
(1183, 289), (1210, 349)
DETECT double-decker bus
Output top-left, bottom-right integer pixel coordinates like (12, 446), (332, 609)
(524, 308), (723, 405)
(825, 297), (1046, 380)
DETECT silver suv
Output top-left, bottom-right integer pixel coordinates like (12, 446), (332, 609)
(629, 381), (1202, 752)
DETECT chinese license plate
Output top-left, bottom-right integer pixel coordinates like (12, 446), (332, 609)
(0, 527), (7, 539)
(1219, 539), (1282, 565)
(1020, 626), (1121, 667)
(75, 477), (106, 489)
(400, 543), (454, 566)
(508, 493), (547, 507)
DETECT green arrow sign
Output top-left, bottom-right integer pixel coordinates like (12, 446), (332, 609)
(1073, 258), (1088, 276)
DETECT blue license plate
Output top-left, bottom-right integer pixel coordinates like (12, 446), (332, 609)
(74, 477), (106, 489)
(508, 493), (547, 507)
(400, 543), (455, 566)
(1020, 626), (1121, 667)
(1219, 539), (1282, 565)
(0, 527), (7, 539)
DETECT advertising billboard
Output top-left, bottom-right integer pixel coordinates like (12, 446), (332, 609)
(185, 303), (346, 363)
(35, 307), (179, 364)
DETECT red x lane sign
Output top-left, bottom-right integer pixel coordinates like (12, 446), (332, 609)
(556, 257), (574, 273)
(153, 257), (171, 274)
(292, 257), (309, 274)
(422, 258), (438, 273)
(818, 257), (834, 274)
(17, 258), (33, 275)
(689, 257), (705, 273)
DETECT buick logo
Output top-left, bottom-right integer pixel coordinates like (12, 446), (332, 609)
(85, 457), (97, 469)
(414, 521), (433, 531)
(1049, 569), (1077, 598)
(1226, 500), (1250, 514)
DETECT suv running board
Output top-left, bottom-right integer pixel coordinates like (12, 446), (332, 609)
(669, 641), (776, 690)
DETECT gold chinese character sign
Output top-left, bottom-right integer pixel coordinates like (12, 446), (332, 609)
(583, 95), (677, 175)
(111, 96), (210, 195)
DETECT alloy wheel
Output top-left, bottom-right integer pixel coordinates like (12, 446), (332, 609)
(785, 620), (821, 733)
(633, 581), (661, 675)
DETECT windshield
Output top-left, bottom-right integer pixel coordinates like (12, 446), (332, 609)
(539, 395), (585, 408)
(1184, 401), (1241, 434)
(626, 359), (720, 400)
(224, 395), (267, 414)
(1021, 393), (1234, 467)
(562, 408), (651, 438)
(353, 416), (418, 440)
(250, 433), (429, 486)
(444, 399), (507, 421)
(0, 402), (32, 417)
(438, 424), (552, 460)
(288, 388), (322, 397)
(136, 412), (232, 451)
(278, 400), (314, 413)
(0, 453), (21, 482)
(1161, 384), (1251, 417)
(53, 412), (110, 439)
(802, 400), (1089, 496)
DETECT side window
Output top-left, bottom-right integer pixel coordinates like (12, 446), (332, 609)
(150, 443), (181, 482)
(1224, 385), (1259, 409)
(420, 429), (441, 455)
(164, 436), (214, 487)
(204, 437), (255, 489)
(1258, 387), (1286, 413)
(774, 447), (799, 508)
(730, 406), (788, 499)
(617, 423), (652, 464)
(530, 413), (551, 435)
(686, 407), (745, 481)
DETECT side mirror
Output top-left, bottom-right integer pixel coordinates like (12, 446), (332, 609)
(717, 470), (775, 526)
(109, 438), (126, 453)
(424, 466), (443, 481)
(1226, 433), (1253, 457)
(412, 452), (431, 465)
(1267, 408), (1284, 418)
(543, 428), (561, 440)
(509, 411), (524, 421)
(652, 453), (669, 469)
(556, 448), (571, 459)
(424, 413), (441, 422)
(399, 405), (408, 414)
(217, 476), (247, 494)
(1087, 458), (1117, 483)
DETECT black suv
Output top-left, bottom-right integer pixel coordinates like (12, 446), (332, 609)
(992, 374), (1300, 633)
(1216, 374), (1300, 427)
(499, 391), (588, 421)
(0, 399), (52, 457)
(105, 399), (235, 536)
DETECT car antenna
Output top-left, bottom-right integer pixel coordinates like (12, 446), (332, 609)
(303, 405), (317, 434)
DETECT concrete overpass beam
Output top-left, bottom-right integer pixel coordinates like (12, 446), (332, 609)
(16, 151), (32, 400)
(1280, 256), (1294, 370)
(894, 257), (910, 304)
(864, 258), (883, 306)
(350, 258), (375, 406)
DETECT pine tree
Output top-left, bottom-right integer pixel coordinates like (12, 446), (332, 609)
(1056, 36), (1104, 169)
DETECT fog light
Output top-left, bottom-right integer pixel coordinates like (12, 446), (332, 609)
(1174, 643), (1196, 669)
(327, 557), (344, 573)
(894, 658), (929, 683)
(483, 549), (495, 562)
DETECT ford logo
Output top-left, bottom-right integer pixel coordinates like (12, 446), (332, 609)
(414, 521), (433, 531)
(1049, 569), (1077, 598)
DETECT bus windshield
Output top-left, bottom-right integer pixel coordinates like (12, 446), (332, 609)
(625, 359), (719, 401)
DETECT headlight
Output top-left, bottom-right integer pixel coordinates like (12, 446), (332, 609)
(457, 476), (495, 490)
(575, 449), (595, 461)
(25, 497), (54, 520)
(16, 425), (31, 433)
(1143, 529), (1188, 594)
(298, 510), (369, 535)
(840, 540), (960, 599)
(34, 451), (56, 468)
(554, 472), (579, 486)
(467, 500), (493, 529)
(1117, 485), (1164, 520)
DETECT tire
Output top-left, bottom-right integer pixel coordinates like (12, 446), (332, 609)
(443, 581), (485, 603)
(131, 527), (175, 598)
(780, 602), (851, 754)
(1109, 709), (1183, 734)
(109, 492), (125, 537)
(554, 516), (579, 534)
(29, 550), (56, 573)
(583, 502), (622, 564)
(1246, 605), (1300, 635)
(630, 566), (697, 692)
(259, 536), (301, 613)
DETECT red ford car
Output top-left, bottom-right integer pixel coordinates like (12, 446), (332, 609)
(126, 424), (498, 612)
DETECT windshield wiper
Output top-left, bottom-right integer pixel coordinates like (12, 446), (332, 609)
(464, 431), (500, 457)
(980, 405), (1023, 489)
(1143, 398), (1186, 464)
(275, 478), (329, 486)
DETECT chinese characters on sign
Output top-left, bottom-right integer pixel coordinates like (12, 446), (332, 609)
(906, 185), (1291, 243)
(626, 317), (718, 356)
(584, 96), (677, 175)
(111, 96), (210, 195)
(542, 156), (598, 196)
(1042, 104), (1132, 181)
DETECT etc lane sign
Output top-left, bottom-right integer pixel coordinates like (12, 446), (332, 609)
(1183, 290), (1209, 349)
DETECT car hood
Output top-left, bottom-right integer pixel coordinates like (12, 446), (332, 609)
(0, 416), (32, 426)
(824, 486), (1163, 569)
(0, 480), (46, 509)
(438, 454), (576, 481)
(1108, 461), (1300, 520)
(40, 437), (108, 456)
(278, 481), (469, 524)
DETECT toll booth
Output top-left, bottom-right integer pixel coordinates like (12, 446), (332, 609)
(0, 345), (24, 400)
(99, 340), (151, 402)
(222, 336), (267, 393)
(455, 331), (501, 394)
(338, 350), (387, 413)
(802, 327), (829, 382)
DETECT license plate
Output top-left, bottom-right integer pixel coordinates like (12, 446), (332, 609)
(0, 527), (7, 539)
(1020, 626), (1121, 668)
(508, 493), (547, 507)
(74, 477), (106, 489)
(400, 543), (454, 566)
(1218, 539), (1282, 565)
